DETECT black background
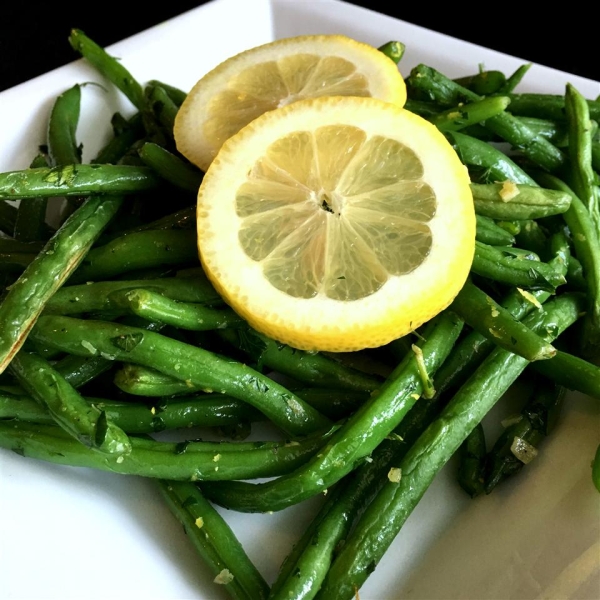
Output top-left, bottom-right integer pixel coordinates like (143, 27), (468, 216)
(1, 1), (598, 92)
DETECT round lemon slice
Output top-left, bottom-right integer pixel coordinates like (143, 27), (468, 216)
(197, 96), (475, 352)
(174, 34), (406, 172)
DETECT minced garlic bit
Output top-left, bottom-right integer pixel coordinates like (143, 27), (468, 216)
(491, 306), (499, 318)
(576, 233), (587, 242)
(488, 327), (503, 339)
(213, 453), (221, 462)
(388, 467), (402, 483)
(510, 436), (538, 464)
(214, 569), (234, 585)
(116, 455), (125, 464)
(501, 414), (523, 428)
(185, 379), (193, 388)
(517, 287), (543, 309)
(150, 406), (156, 415)
(410, 393), (420, 400)
(499, 180), (519, 201)
(80, 340), (97, 355)
(195, 517), (204, 529)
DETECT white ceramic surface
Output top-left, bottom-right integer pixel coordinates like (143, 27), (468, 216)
(1, 1), (599, 599)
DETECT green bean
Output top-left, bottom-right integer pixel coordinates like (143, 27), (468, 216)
(114, 363), (196, 396)
(108, 288), (242, 330)
(14, 154), (51, 242)
(470, 182), (571, 219)
(566, 254), (587, 290)
(404, 99), (441, 119)
(316, 293), (584, 599)
(591, 141), (600, 172)
(54, 354), (113, 389)
(145, 83), (179, 135)
(447, 131), (537, 185)
(0, 390), (263, 432)
(69, 29), (145, 110)
(506, 93), (600, 122)
(472, 241), (566, 291)
(0, 164), (160, 200)
(565, 83), (599, 226)
(69, 229), (199, 284)
(44, 274), (221, 315)
(537, 173), (600, 356)
(9, 351), (131, 455)
(450, 279), (556, 360)
(146, 80), (188, 107)
(0, 251), (36, 273)
(193, 311), (463, 513)
(0, 194), (123, 374)
(495, 220), (522, 236)
(30, 316), (332, 436)
(138, 143), (203, 192)
(457, 423), (486, 498)
(530, 350), (600, 399)
(496, 63), (532, 94)
(377, 41), (405, 64)
(0, 420), (334, 481)
(0, 200), (18, 235)
(112, 363), (369, 418)
(485, 378), (565, 493)
(158, 481), (269, 600)
(217, 326), (382, 393)
(92, 113), (145, 165)
(47, 84), (82, 166)
(429, 96), (510, 131)
(407, 64), (566, 172)
(593, 445), (600, 493)
(514, 220), (549, 258)
(454, 69), (506, 95)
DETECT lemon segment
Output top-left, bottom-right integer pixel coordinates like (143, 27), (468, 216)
(197, 96), (475, 353)
(174, 35), (407, 172)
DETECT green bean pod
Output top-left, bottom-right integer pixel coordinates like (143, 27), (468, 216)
(472, 242), (566, 291)
(69, 29), (145, 110)
(108, 288), (243, 330)
(484, 378), (565, 493)
(450, 279), (556, 360)
(30, 316), (332, 436)
(0, 164), (160, 200)
(457, 423), (487, 498)
(138, 143), (203, 192)
(9, 351), (131, 455)
(506, 93), (600, 122)
(44, 274), (221, 315)
(69, 229), (199, 283)
(377, 41), (405, 64)
(158, 481), (269, 600)
(429, 96), (510, 131)
(218, 327), (382, 393)
(447, 131), (537, 185)
(0, 420), (335, 480)
(0, 195), (123, 374)
(470, 182), (571, 219)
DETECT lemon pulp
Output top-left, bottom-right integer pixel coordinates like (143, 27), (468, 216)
(236, 125), (435, 301)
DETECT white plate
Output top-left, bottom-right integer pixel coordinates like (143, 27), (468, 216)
(1, 1), (599, 599)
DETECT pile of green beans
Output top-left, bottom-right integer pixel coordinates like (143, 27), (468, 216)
(0, 30), (599, 600)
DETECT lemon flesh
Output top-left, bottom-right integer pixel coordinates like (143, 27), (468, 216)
(175, 35), (406, 172)
(237, 127), (435, 301)
(197, 96), (475, 352)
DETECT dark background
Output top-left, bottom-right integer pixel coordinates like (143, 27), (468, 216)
(1, 1), (597, 91)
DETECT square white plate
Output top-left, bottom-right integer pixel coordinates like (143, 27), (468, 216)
(1, 1), (599, 599)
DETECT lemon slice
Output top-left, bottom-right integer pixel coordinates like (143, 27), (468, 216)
(174, 34), (406, 172)
(197, 96), (475, 352)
